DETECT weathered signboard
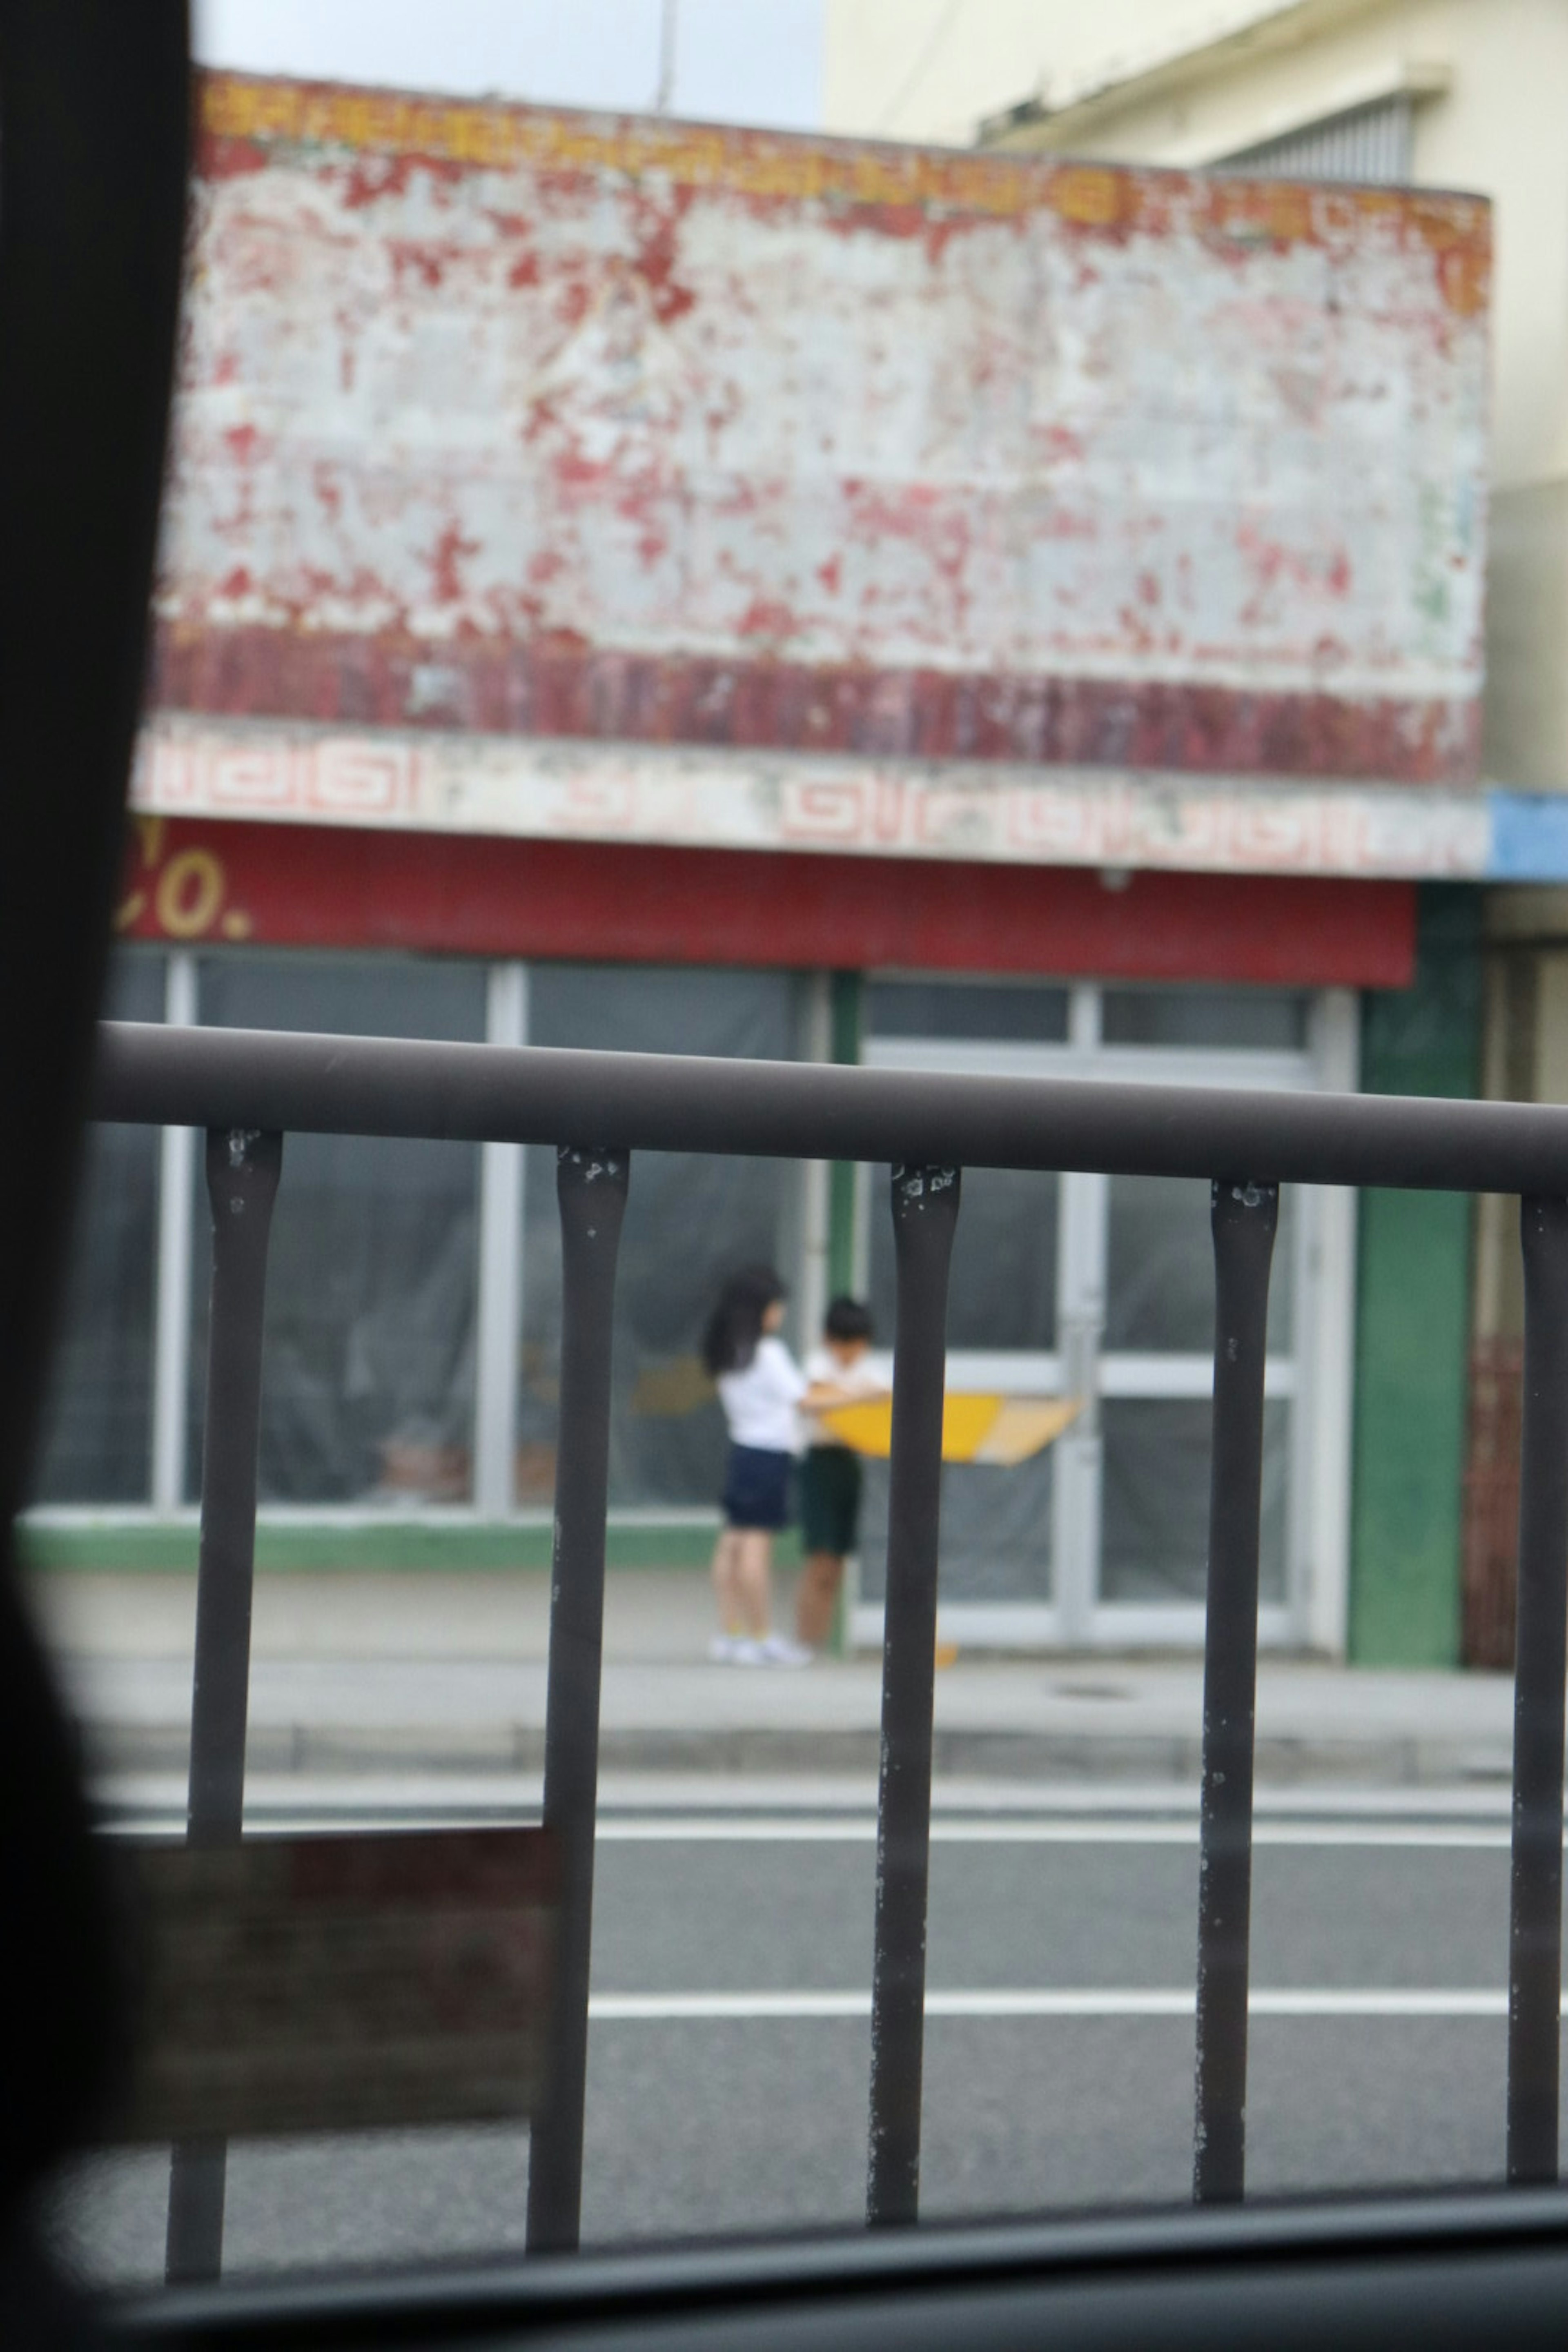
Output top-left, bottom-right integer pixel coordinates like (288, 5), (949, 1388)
(155, 74), (1490, 799)
(116, 1829), (555, 2141)
(132, 711), (1491, 873)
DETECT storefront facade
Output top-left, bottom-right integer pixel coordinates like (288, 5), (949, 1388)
(27, 74), (1503, 1660)
(29, 808), (1447, 1662)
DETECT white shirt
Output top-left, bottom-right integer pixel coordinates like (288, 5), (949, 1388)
(717, 1335), (807, 1454)
(798, 1344), (886, 1447)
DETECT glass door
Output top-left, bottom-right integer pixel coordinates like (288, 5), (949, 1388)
(1093, 1096), (1300, 1644)
(853, 982), (1335, 1650)
(858, 1034), (1079, 1648)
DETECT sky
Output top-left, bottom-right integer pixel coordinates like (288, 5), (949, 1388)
(195, 0), (825, 131)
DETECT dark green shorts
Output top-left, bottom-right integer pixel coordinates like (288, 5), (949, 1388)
(800, 1444), (862, 1556)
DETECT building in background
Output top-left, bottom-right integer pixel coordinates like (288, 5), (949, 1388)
(829, 0), (1568, 796)
(831, 0), (1568, 1661)
(33, 69), (1497, 1660)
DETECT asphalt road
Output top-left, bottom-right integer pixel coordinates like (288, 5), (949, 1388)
(47, 1797), (1543, 2289)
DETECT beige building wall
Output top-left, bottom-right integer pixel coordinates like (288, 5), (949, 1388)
(825, 0), (1568, 788)
(823, 0), (1314, 151)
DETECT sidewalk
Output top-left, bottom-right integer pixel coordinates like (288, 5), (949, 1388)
(26, 1567), (1518, 1788)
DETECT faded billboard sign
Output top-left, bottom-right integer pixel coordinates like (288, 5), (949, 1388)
(156, 76), (1491, 788)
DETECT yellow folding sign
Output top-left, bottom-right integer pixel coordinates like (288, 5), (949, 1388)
(820, 1394), (1081, 1466)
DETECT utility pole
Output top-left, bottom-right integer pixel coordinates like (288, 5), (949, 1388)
(654, 0), (677, 113)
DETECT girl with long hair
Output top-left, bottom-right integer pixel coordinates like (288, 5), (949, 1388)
(702, 1264), (811, 1665)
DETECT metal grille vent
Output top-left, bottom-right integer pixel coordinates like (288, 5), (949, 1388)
(1214, 94), (1413, 185)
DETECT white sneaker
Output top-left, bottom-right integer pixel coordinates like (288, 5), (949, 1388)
(760, 1633), (813, 1667)
(708, 1633), (743, 1663)
(731, 1637), (767, 1666)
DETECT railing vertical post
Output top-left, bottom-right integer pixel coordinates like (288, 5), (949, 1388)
(1507, 1195), (1568, 2184)
(165, 1126), (282, 2286)
(867, 1162), (960, 2229)
(1193, 1177), (1278, 2207)
(526, 1144), (629, 2255)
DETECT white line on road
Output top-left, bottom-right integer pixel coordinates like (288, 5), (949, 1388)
(98, 1813), (1516, 1848)
(592, 1818), (1511, 1850)
(588, 1989), (1509, 2022)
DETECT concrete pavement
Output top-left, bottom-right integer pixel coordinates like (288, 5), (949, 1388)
(26, 1567), (1519, 1787)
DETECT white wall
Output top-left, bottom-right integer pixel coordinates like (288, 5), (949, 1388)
(823, 0), (1306, 147)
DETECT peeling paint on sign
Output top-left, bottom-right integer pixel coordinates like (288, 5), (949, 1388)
(133, 712), (1492, 879)
(154, 74), (1490, 788)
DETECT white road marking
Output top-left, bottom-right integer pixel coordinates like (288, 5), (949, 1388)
(590, 1817), (1511, 1851)
(98, 1813), (1515, 1849)
(588, 1989), (1510, 2022)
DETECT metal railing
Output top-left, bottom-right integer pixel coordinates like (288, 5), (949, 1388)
(85, 1018), (1568, 2272)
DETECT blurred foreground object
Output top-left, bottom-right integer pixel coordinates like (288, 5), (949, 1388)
(118, 1830), (555, 2143)
(0, 0), (190, 2319)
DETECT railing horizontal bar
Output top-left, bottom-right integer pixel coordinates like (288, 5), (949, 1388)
(91, 1022), (1568, 1196)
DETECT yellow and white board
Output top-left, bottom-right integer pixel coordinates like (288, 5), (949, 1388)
(820, 1394), (1080, 1466)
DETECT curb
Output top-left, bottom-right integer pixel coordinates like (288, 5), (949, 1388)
(80, 1722), (1518, 1786)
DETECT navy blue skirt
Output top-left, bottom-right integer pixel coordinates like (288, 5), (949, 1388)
(721, 1443), (793, 1531)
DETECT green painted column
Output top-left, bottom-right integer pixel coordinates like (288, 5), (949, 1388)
(1348, 886), (1483, 1665)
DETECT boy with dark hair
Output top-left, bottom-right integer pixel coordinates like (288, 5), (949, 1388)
(795, 1294), (882, 1652)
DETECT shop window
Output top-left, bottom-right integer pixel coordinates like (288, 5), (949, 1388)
(866, 979), (1070, 1043)
(188, 954), (486, 1506)
(1101, 988), (1308, 1050)
(31, 951), (165, 1503)
(1100, 1398), (1290, 1606)
(871, 1163), (1059, 1355)
(522, 966), (799, 1512)
(1105, 1176), (1296, 1355)
(860, 1448), (1056, 1608)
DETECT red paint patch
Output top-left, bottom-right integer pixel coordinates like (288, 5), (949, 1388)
(340, 151), (472, 210)
(631, 188), (698, 325)
(554, 278), (594, 330)
(550, 448), (612, 492)
(1038, 423), (1083, 464)
(424, 523), (480, 604)
(737, 598), (800, 640)
(388, 239), (462, 291)
(200, 133), (271, 181)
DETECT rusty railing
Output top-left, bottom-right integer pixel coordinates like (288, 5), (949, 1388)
(86, 1019), (1568, 2274)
